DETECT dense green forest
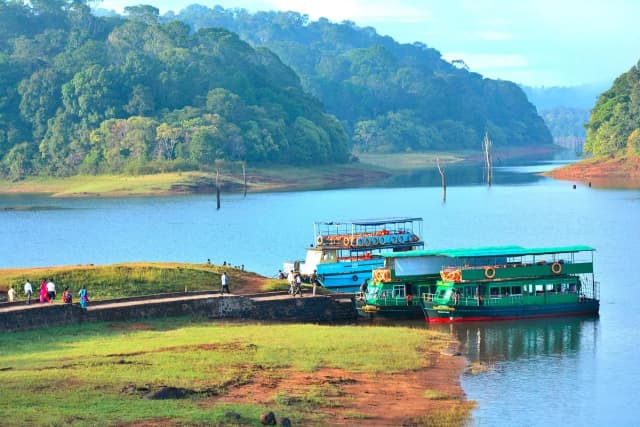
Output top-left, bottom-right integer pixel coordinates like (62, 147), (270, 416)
(171, 5), (552, 153)
(0, 1), (349, 179)
(584, 60), (640, 156)
(1, 1), (554, 180)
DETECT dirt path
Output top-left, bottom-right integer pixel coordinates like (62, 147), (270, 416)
(214, 353), (469, 426)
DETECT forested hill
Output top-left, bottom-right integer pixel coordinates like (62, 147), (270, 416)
(171, 5), (552, 153)
(0, 2), (349, 179)
(584, 60), (640, 157)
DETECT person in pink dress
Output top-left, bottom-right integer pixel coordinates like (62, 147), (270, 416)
(39, 280), (49, 303)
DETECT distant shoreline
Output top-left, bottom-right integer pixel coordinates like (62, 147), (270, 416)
(0, 146), (562, 198)
(543, 154), (640, 188)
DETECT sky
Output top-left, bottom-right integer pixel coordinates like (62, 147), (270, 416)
(95, 0), (640, 87)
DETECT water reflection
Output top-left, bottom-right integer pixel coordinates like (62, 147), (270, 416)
(432, 316), (599, 363)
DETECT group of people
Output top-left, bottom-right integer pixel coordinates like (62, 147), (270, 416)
(287, 270), (303, 297)
(277, 269), (320, 297)
(5, 279), (89, 310)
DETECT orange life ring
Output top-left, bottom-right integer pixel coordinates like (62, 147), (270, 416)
(484, 266), (496, 279)
(551, 262), (562, 274)
(343, 236), (351, 246)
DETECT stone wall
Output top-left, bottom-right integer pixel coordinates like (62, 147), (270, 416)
(0, 294), (357, 332)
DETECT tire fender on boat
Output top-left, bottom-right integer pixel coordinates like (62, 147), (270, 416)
(484, 266), (496, 279)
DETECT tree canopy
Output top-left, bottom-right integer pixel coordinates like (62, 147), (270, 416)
(172, 5), (552, 153)
(0, 0), (349, 179)
(584, 60), (640, 157)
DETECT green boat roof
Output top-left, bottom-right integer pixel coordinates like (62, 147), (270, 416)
(382, 245), (595, 259)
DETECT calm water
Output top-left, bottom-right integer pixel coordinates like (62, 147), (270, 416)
(1, 158), (639, 426)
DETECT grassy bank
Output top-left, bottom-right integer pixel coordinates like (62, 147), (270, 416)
(0, 153), (465, 198)
(0, 147), (563, 198)
(0, 263), (284, 300)
(0, 319), (473, 426)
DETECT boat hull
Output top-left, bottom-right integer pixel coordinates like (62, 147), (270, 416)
(355, 301), (424, 320)
(423, 299), (600, 323)
(317, 258), (383, 292)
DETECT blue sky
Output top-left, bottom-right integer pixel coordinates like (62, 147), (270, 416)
(96, 0), (640, 87)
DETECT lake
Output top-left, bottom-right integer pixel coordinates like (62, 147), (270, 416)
(1, 157), (639, 426)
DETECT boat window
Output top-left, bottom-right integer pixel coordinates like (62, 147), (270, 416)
(490, 287), (499, 297)
(502, 287), (510, 296)
(393, 285), (405, 298)
(511, 286), (522, 295)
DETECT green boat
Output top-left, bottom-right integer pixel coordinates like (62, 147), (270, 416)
(355, 245), (599, 322)
(422, 245), (599, 323)
(354, 247), (502, 319)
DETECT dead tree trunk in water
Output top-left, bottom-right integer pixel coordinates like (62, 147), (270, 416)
(242, 162), (247, 198)
(483, 131), (493, 187)
(216, 170), (221, 210)
(436, 157), (446, 202)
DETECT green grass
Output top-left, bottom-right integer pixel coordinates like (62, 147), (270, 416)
(424, 389), (451, 400)
(414, 404), (476, 427)
(356, 152), (466, 170)
(0, 319), (456, 426)
(0, 262), (259, 300)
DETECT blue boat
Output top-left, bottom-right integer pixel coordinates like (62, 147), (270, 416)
(283, 218), (424, 292)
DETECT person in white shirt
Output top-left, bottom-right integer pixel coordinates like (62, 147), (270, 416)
(7, 286), (16, 302)
(287, 270), (295, 295)
(220, 272), (229, 295)
(46, 279), (56, 302)
(24, 280), (33, 304)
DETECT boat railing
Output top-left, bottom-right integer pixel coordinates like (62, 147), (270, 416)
(374, 296), (416, 306)
(422, 293), (435, 303)
(580, 276), (599, 300)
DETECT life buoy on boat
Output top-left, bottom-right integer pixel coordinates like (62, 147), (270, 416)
(356, 237), (364, 246)
(371, 237), (379, 245)
(364, 237), (372, 246)
(316, 235), (323, 246)
(551, 262), (562, 274)
(484, 266), (496, 279)
(343, 236), (351, 246)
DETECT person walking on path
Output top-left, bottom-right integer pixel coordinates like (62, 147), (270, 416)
(39, 280), (49, 304)
(220, 272), (230, 295)
(293, 274), (303, 297)
(46, 279), (56, 302)
(310, 270), (318, 296)
(62, 287), (72, 304)
(78, 285), (89, 310)
(24, 280), (32, 304)
(7, 286), (16, 302)
(287, 270), (296, 296)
